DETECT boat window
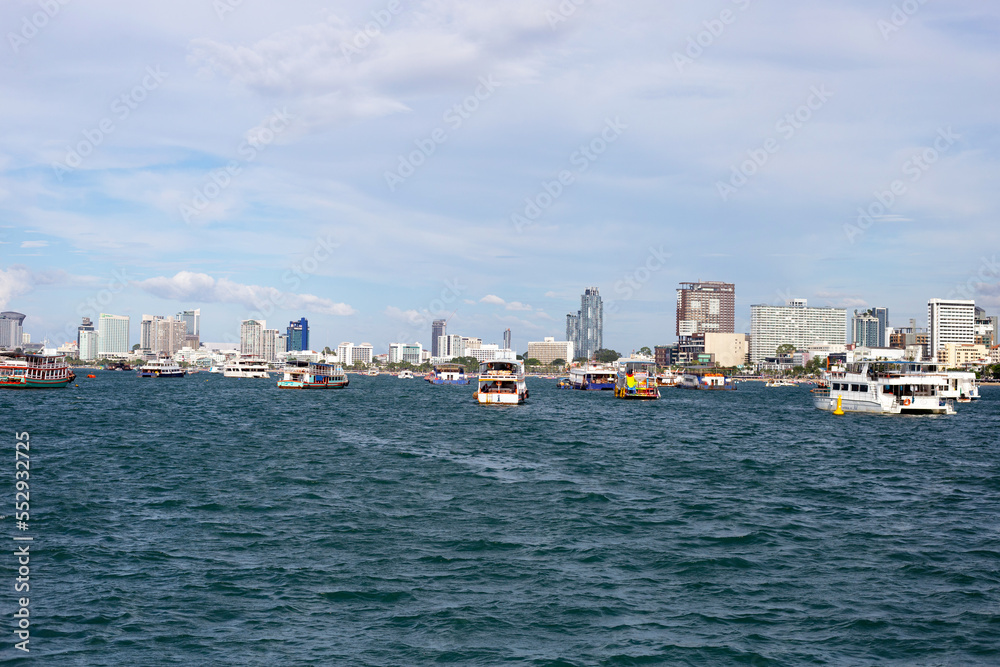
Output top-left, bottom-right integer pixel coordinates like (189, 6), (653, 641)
(858, 384), (868, 393)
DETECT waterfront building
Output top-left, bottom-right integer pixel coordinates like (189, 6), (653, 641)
(287, 318), (308, 352)
(749, 300), (847, 365)
(79, 330), (99, 361)
(76, 316), (95, 351)
(240, 319), (266, 357)
(503, 328), (512, 350)
(526, 338), (574, 365)
(852, 307), (889, 347)
(676, 281), (735, 336)
(566, 287), (602, 360)
(654, 344), (676, 367)
(928, 299), (975, 359)
(431, 320), (447, 357)
(974, 307), (997, 347)
(0, 311), (26, 350)
(57, 341), (78, 356)
(97, 313), (130, 358)
(141, 315), (190, 356)
(338, 342), (374, 366)
(22, 332), (30, 344)
(937, 343), (989, 368)
(703, 333), (749, 367)
(389, 343), (423, 365)
(465, 344), (515, 363)
(177, 309), (200, 337)
(262, 329), (281, 362)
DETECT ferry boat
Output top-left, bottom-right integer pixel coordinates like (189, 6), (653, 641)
(569, 364), (617, 390)
(679, 372), (737, 391)
(814, 361), (956, 415)
(937, 370), (979, 401)
(138, 359), (187, 378)
(765, 379), (797, 387)
(103, 360), (133, 371)
(223, 356), (270, 378)
(614, 359), (660, 399)
(0, 351), (76, 388)
(426, 363), (470, 385)
(657, 370), (682, 387)
(398, 369), (414, 379)
(364, 369), (380, 377)
(475, 360), (528, 404)
(277, 360), (349, 389)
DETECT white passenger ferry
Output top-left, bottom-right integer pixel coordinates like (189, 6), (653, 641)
(138, 359), (186, 378)
(223, 356), (270, 378)
(277, 361), (349, 389)
(815, 361), (956, 415)
(476, 360), (528, 404)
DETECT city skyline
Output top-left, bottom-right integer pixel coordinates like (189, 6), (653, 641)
(1, 2), (998, 354)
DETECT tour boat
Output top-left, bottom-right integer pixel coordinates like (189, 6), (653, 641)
(476, 360), (528, 404)
(223, 356), (270, 378)
(427, 363), (470, 385)
(679, 372), (737, 391)
(569, 364), (617, 390)
(765, 379), (797, 387)
(615, 359), (660, 399)
(0, 351), (76, 388)
(814, 361), (956, 415)
(936, 370), (979, 401)
(138, 359), (186, 378)
(657, 370), (682, 387)
(398, 369), (414, 379)
(277, 361), (349, 389)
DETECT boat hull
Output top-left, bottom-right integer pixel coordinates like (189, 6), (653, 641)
(614, 387), (660, 400)
(429, 379), (470, 385)
(138, 371), (186, 378)
(277, 379), (349, 389)
(0, 376), (74, 389)
(813, 395), (954, 415)
(476, 390), (526, 404)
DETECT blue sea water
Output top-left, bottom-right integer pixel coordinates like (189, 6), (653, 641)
(2, 373), (999, 665)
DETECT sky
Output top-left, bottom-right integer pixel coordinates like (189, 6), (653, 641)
(2, 0), (999, 354)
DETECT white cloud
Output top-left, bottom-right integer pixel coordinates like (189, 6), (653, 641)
(136, 271), (356, 316)
(384, 306), (428, 325)
(505, 301), (532, 311)
(480, 294), (505, 305)
(20, 241), (48, 248)
(0, 265), (68, 309)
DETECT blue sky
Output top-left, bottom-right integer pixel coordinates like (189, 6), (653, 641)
(2, 0), (998, 353)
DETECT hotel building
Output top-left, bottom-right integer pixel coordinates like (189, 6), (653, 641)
(749, 300), (847, 365)
(927, 299), (975, 359)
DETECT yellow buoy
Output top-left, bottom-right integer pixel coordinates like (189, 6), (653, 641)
(833, 395), (844, 415)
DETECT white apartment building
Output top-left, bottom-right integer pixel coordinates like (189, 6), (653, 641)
(928, 299), (975, 359)
(240, 320), (265, 357)
(464, 344), (516, 363)
(262, 329), (281, 362)
(97, 313), (130, 358)
(749, 300), (847, 365)
(338, 342), (374, 366)
(526, 337), (574, 365)
(389, 343), (423, 365)
(79, 330), (99, 361)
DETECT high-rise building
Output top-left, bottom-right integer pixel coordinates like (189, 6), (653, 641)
(177, 309), (200, 336)
(77, 316), (95, 351)
(928, 299), (975, 359)
(526, 337), (574, 365)
(566, 287), (602, 360)
(79, 329), (99, 361)
(97, 313), (130, 358)
(431, 320), (447, 357)
(338, 342), (374, 366)
(287, 317), (308, 352)
(0, 311), (26, 350)
(749, 299), (847, 364)
(853, 306), (889, 347)
(503, 328), (512, 350)
(141, 315), (188, 356)
(389, 343), (423, 365)
(240, 320), (265, 357)
(676, 281), (735, 337)
(262, 329), (280, 362)
(975, 306), (997, 348)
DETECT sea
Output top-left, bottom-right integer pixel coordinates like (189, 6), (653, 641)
(2, 372), (998, 665)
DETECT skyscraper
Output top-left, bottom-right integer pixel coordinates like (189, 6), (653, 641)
(287, 318), (308, 351)
(97, 313), (130, 358)
(0, 311), (26, 350)
(177, 309), (200, 336)
(566, 287), (603, 360)
(749, 300), (847, 364)
(240, 320), (265, 357)
(852, 307), (889, 347)
(928, 298), (975, 358)
(503, 328), (512, 350)
(77, 316), (95, 351)
(676, 281), (735, 336)
(431, 319), (447, 357)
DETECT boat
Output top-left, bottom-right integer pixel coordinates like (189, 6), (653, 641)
(657, 370), (682, 387)
(614, 359), (660, 399)
(679, 372), (737, 391)
(0, 351), (76, 388)
(814, 360), (956, 415)
(557, 377), (572, 389)
(765, 379), (797, 387)
(569, 364), (617, 390)
(935, 370), (979, 401)
(426, 363), (470, 385)
(103, 360), (133, 371)
(223, 356), (270, 378)
(277, 360), (349, 389)
(208, 365), (223, 374)
(138, 358), (187, 378)
(398, 369), (414, 379)
(364, 369), (380, 376)
(475, 360), (528, 404)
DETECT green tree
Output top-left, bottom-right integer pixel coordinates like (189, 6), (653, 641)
(550, 358), (566, 367)
(639, 346), (653, 357)
(573, 356), (588, 363)
(595, 349), (621, 363)
(524, 358), (543, 367)
(776, 344), (796, 355)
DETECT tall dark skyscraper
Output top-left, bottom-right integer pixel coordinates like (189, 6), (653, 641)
(431, 319), (447, 357)
(287, 317), (308, 351)
(566, 287), (602, 360)
(503, 328), (512, 350)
